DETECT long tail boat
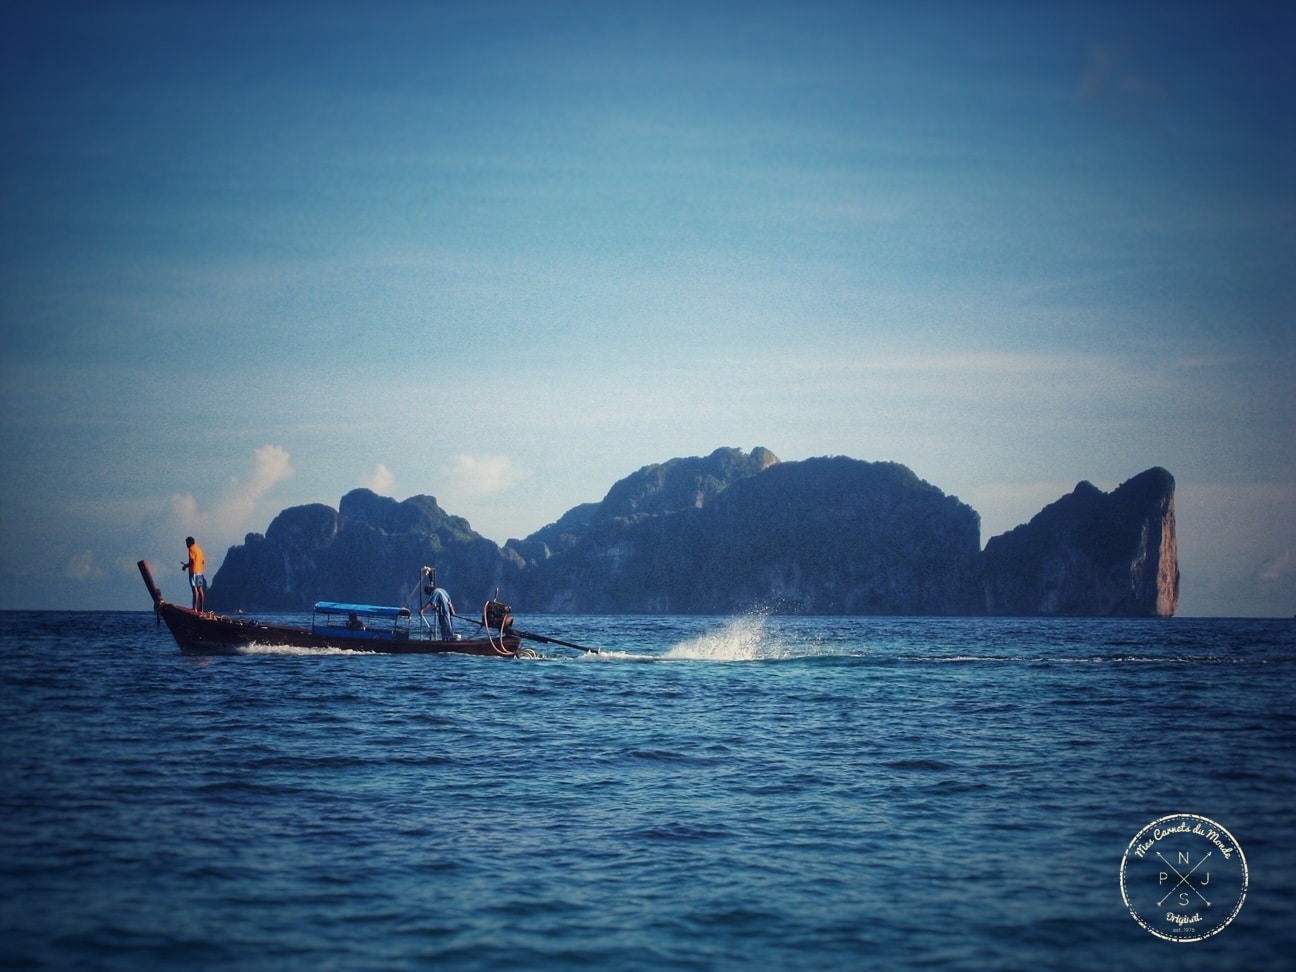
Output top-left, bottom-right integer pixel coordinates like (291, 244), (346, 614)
(137, 560), (528, 657)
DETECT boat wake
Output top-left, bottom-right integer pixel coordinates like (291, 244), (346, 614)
(230, 642), (367, 657)
(571, 615), (840, 663)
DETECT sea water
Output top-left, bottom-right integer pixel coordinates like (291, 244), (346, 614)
(1, 611), (1293, 970)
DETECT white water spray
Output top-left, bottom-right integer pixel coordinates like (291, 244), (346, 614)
(663, 616), (787, 662)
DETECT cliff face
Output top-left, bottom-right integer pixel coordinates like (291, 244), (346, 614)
(208, 450), (1179, 618)
(979, 467), (1179, 617)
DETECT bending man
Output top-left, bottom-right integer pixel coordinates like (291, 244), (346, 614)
(429, 586), (455, 640)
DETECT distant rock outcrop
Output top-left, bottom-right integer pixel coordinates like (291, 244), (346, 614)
(516, 450), (981, 614)
(209, 489), (518, 612)
(518, 447), (778, 562)
(979, 467), (1179, 616)
(209, 449), (1179, 618)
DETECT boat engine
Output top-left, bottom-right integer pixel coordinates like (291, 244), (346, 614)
(483, 598), (513, 633)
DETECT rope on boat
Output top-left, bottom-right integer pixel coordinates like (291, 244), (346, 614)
(484, 606), (511, 656)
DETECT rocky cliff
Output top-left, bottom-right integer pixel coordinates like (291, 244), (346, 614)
(209, 488), (520, 612)
(979, 467), (1179, 616)
(208, 449), (1179, 617)
(515, 450), (981, 614)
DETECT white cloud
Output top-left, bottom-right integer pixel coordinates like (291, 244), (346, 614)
(1257, 550), (1291, 585)
(166, 444), (295, 541)
(1079, 36), (1171, 138)
(446, 454), (523, 495)
(1175, 481), (1296, 616)
(63, 549), (104, 581)
(360, 463), (395, 495)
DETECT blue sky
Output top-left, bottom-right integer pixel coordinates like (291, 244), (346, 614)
(1, 1), (1292, 615)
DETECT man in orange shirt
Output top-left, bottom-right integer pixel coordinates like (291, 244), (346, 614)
(183, 536), (207, 613)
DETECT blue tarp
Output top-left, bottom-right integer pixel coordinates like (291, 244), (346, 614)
(313, 601), (411, 619)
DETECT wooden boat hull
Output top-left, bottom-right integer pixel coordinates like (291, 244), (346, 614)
(139, 560), (524, 657)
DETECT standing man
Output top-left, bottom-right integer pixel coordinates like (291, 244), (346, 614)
(182, 536), (207, 613)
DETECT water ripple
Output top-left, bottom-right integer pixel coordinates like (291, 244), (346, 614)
(1, 612), (1292, 970)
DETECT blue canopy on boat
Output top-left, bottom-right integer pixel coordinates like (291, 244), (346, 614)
(313, 601), (411, 619)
